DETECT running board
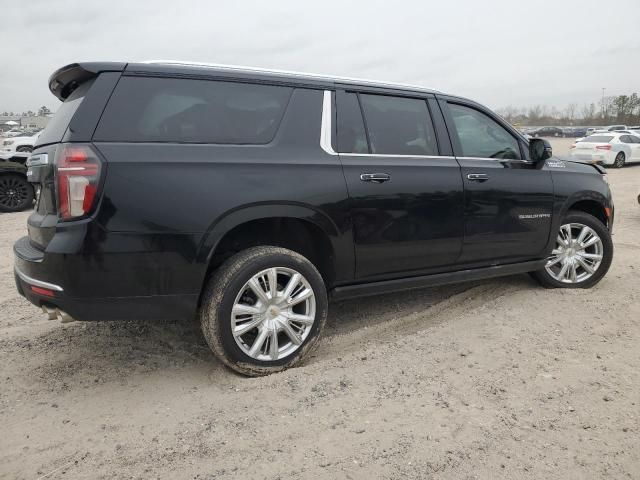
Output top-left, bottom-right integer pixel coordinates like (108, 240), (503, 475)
(330, 260), (547, 301)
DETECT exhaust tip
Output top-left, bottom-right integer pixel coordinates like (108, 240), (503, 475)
(58, 310), (76, 323)
(42, 305), (58, 320)
(41, 305), (76, 323)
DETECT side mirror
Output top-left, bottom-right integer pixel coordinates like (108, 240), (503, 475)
(529, 138), (552, 162)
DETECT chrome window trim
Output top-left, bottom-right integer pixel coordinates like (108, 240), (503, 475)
(340, 153), (456, 160)
(457, 156), (532, 164)
(320, 89), (455, 160)
(15, 267), (64, 292)
(320, 90), (337, 155)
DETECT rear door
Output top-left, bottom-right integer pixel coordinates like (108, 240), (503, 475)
(336, 90), (464, 280)
(440, 99), (554, 264)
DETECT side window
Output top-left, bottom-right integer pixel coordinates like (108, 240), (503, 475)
(94, 76), (292, 144)
(448, 103), (520, 159)
(336, 92), (369, 154)
(620, 135), (632, 143)
(359, 94), (438, 156)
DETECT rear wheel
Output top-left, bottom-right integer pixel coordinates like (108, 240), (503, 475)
(531, 211), (612, 289)
(16, 146), (33, 153)
(612, 152), (625, 168)
(200, 246), (328, 376)
(0, 174), (34, 212)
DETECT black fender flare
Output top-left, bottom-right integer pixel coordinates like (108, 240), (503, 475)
(195, 201), (354, 280)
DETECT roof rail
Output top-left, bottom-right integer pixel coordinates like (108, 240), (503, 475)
(140, 60), (439, 93)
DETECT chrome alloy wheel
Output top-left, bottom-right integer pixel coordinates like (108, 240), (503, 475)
(545, 223), (604, 283)
(231, 267), (316, 361)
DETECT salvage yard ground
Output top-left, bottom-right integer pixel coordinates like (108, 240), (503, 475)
(1, 158), (639, 479)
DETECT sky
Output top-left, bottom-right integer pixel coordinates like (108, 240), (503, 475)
(1, 0), (639, 114)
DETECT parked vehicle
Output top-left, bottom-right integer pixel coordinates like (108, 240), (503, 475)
(569, 133), (640, 167)
(585, 127), (603, 137)
(14, 62), (615, 375)
(0, 161), (34, 212)
(529, 126), (563, 137)
(569, 127), (588, 138)
(2, 129), (24, 138)
(606, 125), (627, 131)
(0, 132), (41, 162)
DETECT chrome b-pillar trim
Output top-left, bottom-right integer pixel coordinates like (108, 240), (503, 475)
(320, 90), (337, 155)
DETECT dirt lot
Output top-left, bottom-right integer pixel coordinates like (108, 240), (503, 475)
(1, 165), (639, 480)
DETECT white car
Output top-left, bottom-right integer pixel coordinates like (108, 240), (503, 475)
(569, 132), (640, 168)
(0, 132), (40, 161)
(2, 129), (24, 138)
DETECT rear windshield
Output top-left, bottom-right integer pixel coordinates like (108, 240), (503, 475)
(36, 80), (94, 147)
(585, 135), (613, 143)
(94, 76), (292, 144)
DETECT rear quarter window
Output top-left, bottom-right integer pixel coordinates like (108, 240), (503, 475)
(586, 136), (613, 142)
(36, 80), (94, 147)
(94, 76), (293, 144)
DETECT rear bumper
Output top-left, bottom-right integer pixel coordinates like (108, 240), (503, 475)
(569, 151), (615, 166)
(14, 233), (201, 322)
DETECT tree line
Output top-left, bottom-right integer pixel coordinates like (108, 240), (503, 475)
(496, 93), (640, 126)
(1, 106), (51, 117)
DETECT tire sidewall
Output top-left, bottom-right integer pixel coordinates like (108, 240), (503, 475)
(201, 247), (328, 374)
(535, 211), (613, 289)
(614, 152), (625, 168)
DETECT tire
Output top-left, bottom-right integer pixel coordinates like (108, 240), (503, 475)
(531, 211), (613, 289)
(0, 174), (34, 212)
(16, 146), (32, 153)
(612, 152), (625, 168)
(200, 246), (328, 376)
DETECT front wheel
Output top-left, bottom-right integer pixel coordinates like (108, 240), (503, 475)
(531, 211), (613, 289)
(200, 246), (328, 376)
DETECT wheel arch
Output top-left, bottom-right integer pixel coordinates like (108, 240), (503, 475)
(564, 195), (610, 227)
(196, 203), (353, 292)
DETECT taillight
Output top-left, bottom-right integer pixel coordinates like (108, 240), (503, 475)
(595, 145), (611, 150)
(570, 143), (576, 149)
(55, 144), (102, 220)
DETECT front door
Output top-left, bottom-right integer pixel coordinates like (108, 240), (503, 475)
(335, 90), (464, 280)
(441, 100), (554, 264)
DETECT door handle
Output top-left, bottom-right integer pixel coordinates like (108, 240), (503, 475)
(360, 173), (391, 183)
(467, 173), (489, 182)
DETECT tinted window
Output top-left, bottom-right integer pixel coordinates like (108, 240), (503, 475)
(449, 104), (520, 159)
(36, 80), (94, 147)
(359, 94), (438, 156)
(336, 92), (368, 153)
(94, 77), (292, 144)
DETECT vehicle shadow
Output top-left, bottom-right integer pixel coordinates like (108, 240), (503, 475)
(5, 274), (538, 387)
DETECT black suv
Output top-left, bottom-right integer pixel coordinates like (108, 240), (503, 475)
(14, 62), (614, 375)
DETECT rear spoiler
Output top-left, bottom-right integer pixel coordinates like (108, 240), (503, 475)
(48, 62), (126, 100)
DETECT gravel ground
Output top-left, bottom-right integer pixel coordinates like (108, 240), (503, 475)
(1, 164), (639, 479)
